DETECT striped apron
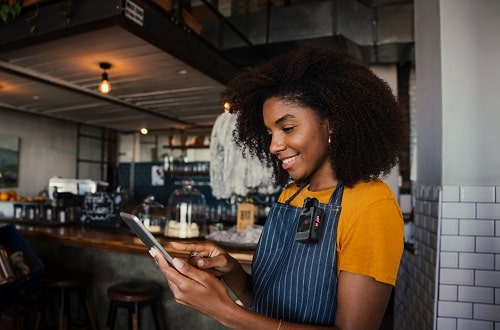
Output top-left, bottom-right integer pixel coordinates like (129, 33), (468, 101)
(252, 183), (344, 325)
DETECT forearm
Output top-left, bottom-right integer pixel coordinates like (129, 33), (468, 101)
(217, 304), (336, 330)
(220, 262), (253, 306)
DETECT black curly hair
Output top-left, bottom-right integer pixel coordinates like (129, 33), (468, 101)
(221, 45), (405, 188)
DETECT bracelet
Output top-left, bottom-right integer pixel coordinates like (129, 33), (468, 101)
(277, 319), (282, 330)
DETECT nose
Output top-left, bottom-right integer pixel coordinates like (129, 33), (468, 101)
(269, 134), (286, 156)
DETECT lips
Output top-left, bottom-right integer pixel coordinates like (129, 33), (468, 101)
(281, 155), (298, 170)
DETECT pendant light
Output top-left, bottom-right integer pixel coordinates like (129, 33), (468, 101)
(98, 62), (111, 94)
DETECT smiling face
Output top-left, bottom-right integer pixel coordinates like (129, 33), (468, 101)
(263, 97), (337, 190)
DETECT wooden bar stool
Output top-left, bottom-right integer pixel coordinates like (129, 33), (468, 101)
(106, 281), (163, 330)
(42, 270), (97, 330)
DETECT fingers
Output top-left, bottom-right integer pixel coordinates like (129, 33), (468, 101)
(150, 248), (211, 287)
(171, 241), (206, 252)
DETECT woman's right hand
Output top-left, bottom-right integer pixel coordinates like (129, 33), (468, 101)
(170, 241), (238, 277)
(168, 241), (253, 306)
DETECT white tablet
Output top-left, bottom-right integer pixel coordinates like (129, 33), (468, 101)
(120, 212), (174, 265)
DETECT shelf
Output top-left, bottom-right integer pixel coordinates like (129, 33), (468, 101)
(165, 171), (210, 176)
(162, 145), (209, 149)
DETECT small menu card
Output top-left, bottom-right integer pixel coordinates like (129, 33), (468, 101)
(236, 202), (255, 233)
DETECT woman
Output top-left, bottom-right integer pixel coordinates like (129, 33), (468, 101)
(150, 46), (405, 329)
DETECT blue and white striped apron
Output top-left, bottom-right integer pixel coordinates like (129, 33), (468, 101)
(252, 183), (344, 325)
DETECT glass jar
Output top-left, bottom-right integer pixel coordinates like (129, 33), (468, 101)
(132, 196), (167, 234)
(165, 179), (207, 238)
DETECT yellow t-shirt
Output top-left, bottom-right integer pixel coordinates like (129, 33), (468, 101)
(277, 179), (404, 286)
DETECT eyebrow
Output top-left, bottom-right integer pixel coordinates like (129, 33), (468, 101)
(274, 114), (296, 125)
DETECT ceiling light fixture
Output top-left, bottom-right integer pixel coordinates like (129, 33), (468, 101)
(98, 62), (112, 94)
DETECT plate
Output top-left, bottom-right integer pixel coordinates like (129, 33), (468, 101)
(205, 225), (262, 250)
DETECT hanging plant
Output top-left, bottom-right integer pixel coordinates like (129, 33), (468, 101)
(60, 0), (72, 27)
(0, 0), (22, 23)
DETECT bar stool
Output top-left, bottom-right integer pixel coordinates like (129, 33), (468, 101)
(42, 270), (97, 330)
(106, 280), (163, 330)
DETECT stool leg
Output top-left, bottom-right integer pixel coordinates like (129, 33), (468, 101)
(133, 302), (140, 330)
(106, 301), (117, 330)
(151, 299), (163, 330)
(79, 288), (97, 330)
(127, 307), (133, 330)
(58, 288), (68, 330)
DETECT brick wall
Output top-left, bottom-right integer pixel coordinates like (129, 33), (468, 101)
(395, 184), (500, 330)
(437, 185), (500, 330)
(394, 184), (440, 330)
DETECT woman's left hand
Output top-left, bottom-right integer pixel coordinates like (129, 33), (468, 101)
(150, 248), (236, 317)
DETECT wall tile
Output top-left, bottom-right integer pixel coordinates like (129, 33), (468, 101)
(475, 270), (500, 287)
(474, 304), (500, 322)
(496, 255), (500, 271)
(438, 301), (472, 318)
(442, 185), (460, 202)
(457, 319), (493, 330)
(459, 253), (494, 270)
(459, 219), (494, 236)
(460, 186), (495, 203)
(437, 317), (457, 330)
(496, 186), (500, 202)
(440, 269), (474, 285)
(495, 288), (500, 304)
(476, 237), (500, 253)
(477, 203), (500, 219)
(458, 286), (493, 303)
(441, 219), (459, 235)
(439, 285), (457, 300)
(442, 202), (476, 219)
(421, 200), (432, 216)
(441, 236), (475, 252)
(440, 252), (458, 268)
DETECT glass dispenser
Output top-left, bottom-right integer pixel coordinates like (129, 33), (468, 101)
(132, 196), (167, 234)
(165, 179), (207, 238)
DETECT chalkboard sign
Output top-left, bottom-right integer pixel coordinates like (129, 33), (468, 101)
(81, 192), (122, 227)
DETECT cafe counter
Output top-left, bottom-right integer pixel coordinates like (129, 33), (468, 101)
(15, 223), (254, 265)
(10, 223), (254, 330)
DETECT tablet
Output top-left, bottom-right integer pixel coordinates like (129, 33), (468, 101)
(120, 212), (174, 265)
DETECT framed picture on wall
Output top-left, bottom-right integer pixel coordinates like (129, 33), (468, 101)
(0, 135), (20, 188)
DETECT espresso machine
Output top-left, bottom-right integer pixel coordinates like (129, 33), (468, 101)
(48, 177), (109, 223)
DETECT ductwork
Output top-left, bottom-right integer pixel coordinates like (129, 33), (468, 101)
(200, 0), (414, 65)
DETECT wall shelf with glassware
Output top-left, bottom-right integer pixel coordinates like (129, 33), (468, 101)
(163, 160), (210, 185)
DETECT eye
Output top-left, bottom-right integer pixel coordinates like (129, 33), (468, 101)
(283, 125), (295, 133)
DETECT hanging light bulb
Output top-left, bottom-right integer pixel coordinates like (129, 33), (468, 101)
(98, 62), (112, 94)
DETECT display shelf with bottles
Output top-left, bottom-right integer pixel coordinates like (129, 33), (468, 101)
(163, 159), (210, 186)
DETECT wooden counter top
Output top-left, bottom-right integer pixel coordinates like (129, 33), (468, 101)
(7, 222), (254, 266)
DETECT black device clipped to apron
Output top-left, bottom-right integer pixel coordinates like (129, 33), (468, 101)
(283, 182), (325, 244)
(294, 197), (323, 243)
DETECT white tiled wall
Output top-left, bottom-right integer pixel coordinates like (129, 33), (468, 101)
(395, 184), (500, 330)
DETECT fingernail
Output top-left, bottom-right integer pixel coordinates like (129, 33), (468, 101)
(149, 248), (156, 258)
(173, 258), (184, 269)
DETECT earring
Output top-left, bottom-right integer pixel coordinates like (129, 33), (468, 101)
(328, 136), (331, 144)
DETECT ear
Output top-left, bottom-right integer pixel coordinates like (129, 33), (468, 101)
(322, 119), (333, 135)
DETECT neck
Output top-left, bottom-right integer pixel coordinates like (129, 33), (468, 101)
(308, 178), (338, 192)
